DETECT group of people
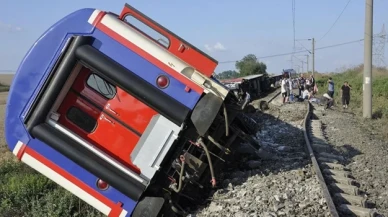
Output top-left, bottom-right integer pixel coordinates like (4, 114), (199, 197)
(297, 74), (318, 100)
(280, 73), (317, 104)
(280, 73), (352, 109)
(322, 77), (352, 109)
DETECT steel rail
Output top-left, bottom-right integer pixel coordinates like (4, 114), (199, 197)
(302, 102), (340, 217)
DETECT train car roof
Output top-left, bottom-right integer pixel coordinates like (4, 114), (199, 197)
(220, 74), (264, 84)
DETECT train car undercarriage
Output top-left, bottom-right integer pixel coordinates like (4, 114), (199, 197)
(133, 93), (261, 217)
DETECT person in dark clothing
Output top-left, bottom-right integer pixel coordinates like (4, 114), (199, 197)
(310, 75), (317, 95)
(327, 77), (334, 98)
(240, 79), (249, 94)
(310, 75), (315, 87)
(340, 81), (352, 109)
(298, 74), (305, 98)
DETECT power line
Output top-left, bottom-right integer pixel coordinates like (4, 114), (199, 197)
(319, 0), (352, 41)
(292, 0), (296, 50)
(218, 38), (364, 64)
(315, 38), (363, 50)
(291, 0), (296, 67)
(296, 40), (311, 54)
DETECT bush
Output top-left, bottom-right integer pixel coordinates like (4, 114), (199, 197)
(0, 160), (104, 217)
(0, 82), (10, 92)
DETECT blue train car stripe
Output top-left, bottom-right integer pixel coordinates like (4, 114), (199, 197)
(91, 29), (201, 109)
(90, 11), (205, 94)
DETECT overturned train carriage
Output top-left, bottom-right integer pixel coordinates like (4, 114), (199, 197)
(4, 3), (258, 217)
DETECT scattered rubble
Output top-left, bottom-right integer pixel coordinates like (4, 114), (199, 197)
(191, 101), (329, 216)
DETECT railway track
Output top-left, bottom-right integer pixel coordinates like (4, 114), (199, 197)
(193, 93), (382, 216)
(304, 102), (379, 217)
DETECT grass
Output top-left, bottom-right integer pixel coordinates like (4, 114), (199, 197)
(313, 64), (388, 140)
(0, 79), (103, 216)
(314, 64), (388, 119)
(0, 160), (104, 217)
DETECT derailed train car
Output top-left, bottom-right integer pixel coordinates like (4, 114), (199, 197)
(4, 3), (258, 217)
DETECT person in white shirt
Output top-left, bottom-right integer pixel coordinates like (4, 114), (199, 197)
(281, 74), (289, 104)
(302, 89), (310, 100)
(322, 93), (334, 109)
(241, 91), (251, 109)
(288, 77), (293, 102)
(305, 78), (311, 92)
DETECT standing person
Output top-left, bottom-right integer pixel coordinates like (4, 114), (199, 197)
(310, 75), (315, 87)
(310, 75), (317, 94)
(327, 77), (334, 98)
(298, 74), (305, 98)
(305, 76), (311, 92)
(241, 91), (251, 110)
(240, 79), (249, 94)
(287, 76), (293, 102)
(281, 75), (289, 104)
(340, 81), (352, 109)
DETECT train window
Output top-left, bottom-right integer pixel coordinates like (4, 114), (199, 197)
(86, 73), (117, 99)
(124, 15), (170, 48)
(66, 107), (97, 133)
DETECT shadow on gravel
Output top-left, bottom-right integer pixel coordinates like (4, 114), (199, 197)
(192, 99), (385, 217)
(191, 101), (364, 216)
(314, 112), (364, 163)
(310, 104), (380, 213)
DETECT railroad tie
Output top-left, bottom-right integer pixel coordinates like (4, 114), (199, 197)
(305, 103), (380, 217)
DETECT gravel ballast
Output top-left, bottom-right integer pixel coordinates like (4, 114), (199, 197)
(190, 101), (330, 217)
(314, 106), (388, 216)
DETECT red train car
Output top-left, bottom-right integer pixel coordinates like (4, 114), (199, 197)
(118, 4), (218, 78)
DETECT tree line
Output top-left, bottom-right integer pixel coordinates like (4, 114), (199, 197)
(214, 54), (268, 80)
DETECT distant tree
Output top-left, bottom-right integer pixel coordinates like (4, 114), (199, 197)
(216, 70), (239, 79)
(235, 54), (267, 76)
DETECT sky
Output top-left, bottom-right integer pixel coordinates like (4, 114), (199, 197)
(0, 0), (387, 75)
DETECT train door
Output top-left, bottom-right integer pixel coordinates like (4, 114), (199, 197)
(56, 66), (158, 173)
(118, 3), (218, 77)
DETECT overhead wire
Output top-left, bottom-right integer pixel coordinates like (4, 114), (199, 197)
(319, 0), (352, 41)
(291, 0), (296, 66)
(292, 0), (296, 50)
(296, 40), (311, 54)
(218, 38), (365, 64)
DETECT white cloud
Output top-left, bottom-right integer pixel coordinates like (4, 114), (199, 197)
(204, 42), (227, 52)
(0, 21), (22, 32)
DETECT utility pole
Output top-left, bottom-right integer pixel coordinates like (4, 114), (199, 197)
(305, 55), (309, 74)
(312, 38), (315, 75)
(363, 0), (373, 118)
(300, 61), (304, 74)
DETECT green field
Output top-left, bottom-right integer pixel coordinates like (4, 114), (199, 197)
(314, 65), (388, 119)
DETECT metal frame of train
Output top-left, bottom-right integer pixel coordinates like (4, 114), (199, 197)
(4, 3), (259, 217)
